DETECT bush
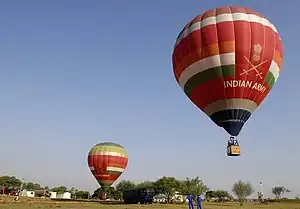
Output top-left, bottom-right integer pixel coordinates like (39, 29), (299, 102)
(267, 198), (300, 203)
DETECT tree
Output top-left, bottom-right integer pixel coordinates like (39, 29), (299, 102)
(92, 187), (102, 199)
(272, 186), (290, 199)
(205, 190), (232, 202)
(136, 181), (155, 189)
(154, 176), (181, 203)
(69, 187), (78, 199)
(23, 182), (42, 190)
(214, 190), (233, 202)
(75, 190), (89, 199)
(116, 180), (136, 191)
(232, 180), (254, 206)
(180, 177), (208, 197)
(51, 186), (68, 194)
(92, 186), (121, 200)
(108, 186), (121, 200)
(0, 176), (22, 191)
(205, 190), (217, 201)
(115, 180), (136, 198)
(0, 176), (22, 195)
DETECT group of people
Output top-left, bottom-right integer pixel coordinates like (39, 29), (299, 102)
(227, 136), (238, 147)
(187, 194), (203, 209)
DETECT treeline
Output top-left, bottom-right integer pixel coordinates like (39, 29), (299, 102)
(0, 175), (292, 206)
(93, 176), (209, 203)
(0, 176), (89, 199)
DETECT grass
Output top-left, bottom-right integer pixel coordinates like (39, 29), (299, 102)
(1, 196), (300, 209)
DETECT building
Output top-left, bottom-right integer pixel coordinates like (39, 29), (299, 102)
(51, 192), (71, 199)
(20, 189), (35, 197)
(35, 189), (50, 197)
(50, 192), (57, 199)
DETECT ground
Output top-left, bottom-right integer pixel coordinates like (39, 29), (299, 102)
(1, 196), (300, 209)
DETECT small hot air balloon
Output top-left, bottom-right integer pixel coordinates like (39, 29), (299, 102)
(88, 142), (128, 199)
(172, 6), (283, 156)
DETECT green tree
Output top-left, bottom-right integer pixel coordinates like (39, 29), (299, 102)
(115, 180), (136, 198)
(205, 190), (217, 201)
(0, 176), (22, 189)
(136, 181), (155, 189)
(92, 186), (120, 200)
(92, 187), (102, 199)
(232, 180), (254, 206)
(51, 186), (68, 194)
(116, 180), (136, 191)
(69, 187), (78, 199)
(108, 186), (121, 200)
(214, 190), (232, 202)
(154, 176), (181, 203)
(75, 190), (90, 199)
(23, 182), (42, 190)
(272, 186), (290, 200)
(180, 177), (208, 197)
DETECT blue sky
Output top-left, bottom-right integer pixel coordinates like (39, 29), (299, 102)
(0, 0), (298, 198)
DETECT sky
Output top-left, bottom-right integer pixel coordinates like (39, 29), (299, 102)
(0, 0), (299, 198)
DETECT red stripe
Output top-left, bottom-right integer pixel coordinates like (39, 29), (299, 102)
(88, 155), (128, 169)
(190, 78), (271, 110)
(190, 13), (203, 25)
(88, 155), (128, 185)
(216, 21), (235, 42)
(174, 22), (236, 80)
(189, 78), (226, 109)
(92, 173), (121, 181)
(93, 176), (121, 183)
(173, 29), (202, 80)
(173, 24), (219, 77)
(216, 6), (233, 15)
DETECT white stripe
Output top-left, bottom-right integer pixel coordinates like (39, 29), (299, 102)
(203, 99), (258, 116)
(89, 151), (127, 157)
(94, 174), (110, 177)
(106, 166), (124, 172)
(178, 53), (235, 88)
(176, 13), (278, 46)
(89, 166), (95, 171)
(268, 60), (280, 82)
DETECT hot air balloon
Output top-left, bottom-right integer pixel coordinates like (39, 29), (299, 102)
(172, 6), (283, 156)
(88, 142), (128, 199)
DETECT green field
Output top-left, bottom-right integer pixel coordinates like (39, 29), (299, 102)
(1, 196), (300, 209)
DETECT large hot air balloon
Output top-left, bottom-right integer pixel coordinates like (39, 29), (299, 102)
(172, 6), (283, 156)
(88, 142), (128, 199)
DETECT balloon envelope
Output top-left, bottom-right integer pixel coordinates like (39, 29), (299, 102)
(88, 142), (128, 189)
(172, 6), (283, 136)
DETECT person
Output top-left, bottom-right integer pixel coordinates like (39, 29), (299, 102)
(196, 195), (202, 209)
(14, 190), (20, 201)
(101, 192), (107, 200)
(187, 194), (194, 209)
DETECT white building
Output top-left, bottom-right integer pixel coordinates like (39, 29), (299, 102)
(51, 192), (71, 199)
(20, 189), (35, 197)
(50, 191), (57, 199)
